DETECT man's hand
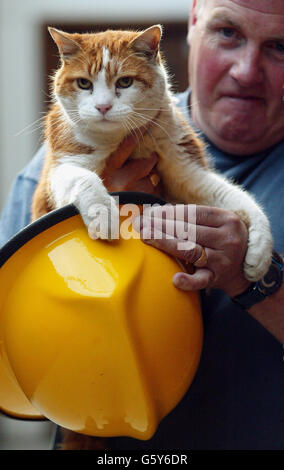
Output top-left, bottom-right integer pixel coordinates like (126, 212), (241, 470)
(101, 131), (162, 197)
(133, 204), (251, 298)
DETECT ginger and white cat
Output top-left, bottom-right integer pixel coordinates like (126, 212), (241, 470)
(32, 25), (273, 282)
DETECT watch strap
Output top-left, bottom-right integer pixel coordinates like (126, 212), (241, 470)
(232, 251), (283, 310)
(232, 282), (267, 310)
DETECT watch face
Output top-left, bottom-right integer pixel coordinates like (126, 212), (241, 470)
(258, 259), (282, 295)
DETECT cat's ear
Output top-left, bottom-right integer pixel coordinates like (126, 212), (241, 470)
(48, 27), (81, 59)
(131, 25), (162, 60)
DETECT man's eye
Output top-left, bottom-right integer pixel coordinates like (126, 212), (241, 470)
(269, 41), (284, 53)
(77, 78), (93, 90)
(116, 77), (134, 89)
(219, 27), (237, 39)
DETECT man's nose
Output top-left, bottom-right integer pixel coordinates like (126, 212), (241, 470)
(229, 44), (264, 87)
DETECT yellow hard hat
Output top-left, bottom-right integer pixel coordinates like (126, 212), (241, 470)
(0, 192), (203, 440)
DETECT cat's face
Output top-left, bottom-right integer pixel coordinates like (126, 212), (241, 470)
(50, 26), (168, 135)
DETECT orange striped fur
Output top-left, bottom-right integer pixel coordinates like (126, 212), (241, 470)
(32, 25), (206, 221)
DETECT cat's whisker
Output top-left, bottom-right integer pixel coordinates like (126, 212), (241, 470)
(132, 108), (171, 123)
(125, 115), (156, 152)
(120, 118), (131, 136)
(126, 114), (152, 133)
(135, 107), (171, 112)
(132, 112), (174, 141)
(127, 115), (150, 133)
(122, 119), (140, 147)
(14, 116), (46, 137)
(128, 116), (149, 151)
(133, 118), (158, 148)
(122, 122), (138, 149)
(187, 99), (201, 110)
(130, 120), (145, 146)
(40, 88), (52, 100)
(132, 95), (177, 112)
(131, 111), (175, 134)
(132, 95), (155, 108)
(123, 114), (160, 154)
(123, 117), (143, 151)
(15, 127), (43, 138)
(133, 91), (201, 113)
(135, 102), (200, 113)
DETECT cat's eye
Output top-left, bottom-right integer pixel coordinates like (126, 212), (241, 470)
(77, 78), (93, 90)
(116, 76), (134, 89)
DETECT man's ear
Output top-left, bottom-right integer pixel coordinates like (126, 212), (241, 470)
(48, 27), (81, 59)
(187, 0), (198, 46)
(131, 25), (162, 60)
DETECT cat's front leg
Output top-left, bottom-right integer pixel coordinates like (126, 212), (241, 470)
(50, 159), (119, 240)
(161, 159), (273, 282)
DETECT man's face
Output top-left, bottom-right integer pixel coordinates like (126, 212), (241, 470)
(188, 0), (284, 155)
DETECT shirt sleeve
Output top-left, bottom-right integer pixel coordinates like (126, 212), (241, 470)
(0, 146), (45, 248)
(0, 175), (38, 248)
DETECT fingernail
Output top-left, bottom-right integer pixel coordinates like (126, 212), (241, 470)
(173, 273), (190, 290)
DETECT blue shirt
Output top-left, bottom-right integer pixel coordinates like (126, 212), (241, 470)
(0, 91), (284, 450)
(0, 146), (44, 247)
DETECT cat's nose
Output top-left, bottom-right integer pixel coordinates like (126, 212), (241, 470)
(95, 104), (113, 115)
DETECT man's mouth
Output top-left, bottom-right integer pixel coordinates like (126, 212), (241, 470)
(222, 94), (264, 101)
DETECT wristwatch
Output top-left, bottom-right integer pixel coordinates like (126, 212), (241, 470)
(232, 251), (283, 310)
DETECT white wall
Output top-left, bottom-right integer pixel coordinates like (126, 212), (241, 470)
(0, 0), (190, 211)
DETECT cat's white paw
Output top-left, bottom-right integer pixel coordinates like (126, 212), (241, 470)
(86, 197), (120, 240)
(244, 226), (273, 282)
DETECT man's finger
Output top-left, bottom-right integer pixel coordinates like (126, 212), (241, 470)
(135, 223), (206, 265)
(130, 176), (159, 194)
(195, 205), (233, 227)
(143, 204), (197, 223)
(144, 204), (229, 227)
(172, 269), (214, 291)
(139, 214), (222, 248)
(105, 125), (150, 171)
(121, 153), (159, 179)
(110, 154), (159, 191)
